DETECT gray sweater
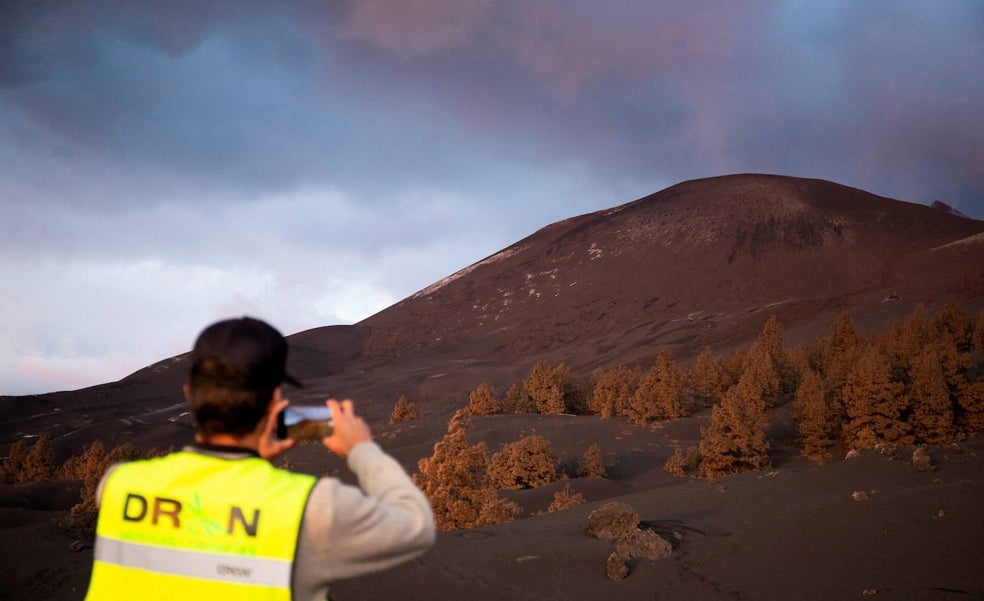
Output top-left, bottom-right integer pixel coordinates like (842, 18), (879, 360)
(97, 442), (436, 600)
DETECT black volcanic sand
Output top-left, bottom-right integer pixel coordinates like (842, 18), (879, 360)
(2, 408), (982, 601)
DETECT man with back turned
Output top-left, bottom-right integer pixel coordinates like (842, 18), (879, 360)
(85, 316), (435, 600)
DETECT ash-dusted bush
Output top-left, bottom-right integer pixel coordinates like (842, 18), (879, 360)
(663, 446), (701, 477)
(587, 501), (639, 539)
(546, 484), (585, 513)
(606, 552), (629, 580)
(58, 441), (149, 538)
(468, 383), (502, 415)
(389, 395), (420, 424)
(613, 528), (672, 561)
(578, 443), (607, 478)
(414, 429), (520, 531)
(488, 435), (563, 490)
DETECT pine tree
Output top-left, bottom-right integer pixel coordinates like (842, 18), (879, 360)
(589, 366), (640, 417)
(934, 339), (984, 437)
(908, 344), (956, 445)
(688, 347), (724, 408)
(721, 348), (748, 391)
(841, 346), (910, 448)
(931, 302), (974, 351)
(879, 303), (931, 378)
(414, 429), (520, 530)
(468, 383), (502, 415)
(20, 435), (57, 483)
(627, 351), (686, 426)
(972, 309), (984, 352)
(698, 385), (771, 478)
(578, 444), (607, 478)
(816, 311), (865, 402)
(739, 344), (781, 409)
(794, 370), (840, 461)
(523, 361), (579, 414)
(756, 315), (797, 392)
(1, 439), (28, 484)
(503, 383), (531, 414)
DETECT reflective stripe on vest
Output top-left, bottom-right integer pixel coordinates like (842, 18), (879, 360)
(85, 451), (316, 601)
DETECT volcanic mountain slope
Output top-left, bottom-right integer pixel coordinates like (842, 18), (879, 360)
(3, 174), (983, 444)
(321, 173), (984, 418)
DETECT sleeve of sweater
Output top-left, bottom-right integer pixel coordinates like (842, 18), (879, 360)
(292, 441), (436, 593)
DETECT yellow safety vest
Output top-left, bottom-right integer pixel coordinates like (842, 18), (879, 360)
(85, 450), (316, 600)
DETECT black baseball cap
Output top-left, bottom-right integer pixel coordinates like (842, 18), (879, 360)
(189, 317), (301, 391)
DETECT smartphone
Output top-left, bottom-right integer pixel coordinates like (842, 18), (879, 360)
(277, 406), (334, 441)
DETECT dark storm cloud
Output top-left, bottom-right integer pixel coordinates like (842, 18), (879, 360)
(4, 1), (980, 213)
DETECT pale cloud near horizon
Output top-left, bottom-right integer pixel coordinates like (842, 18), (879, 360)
(1, 1), (982, 394)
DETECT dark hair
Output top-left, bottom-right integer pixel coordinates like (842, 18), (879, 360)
(186, 380), (274, 437)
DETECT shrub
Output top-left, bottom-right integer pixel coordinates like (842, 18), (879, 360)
(614, 528), (672, 561)
(606, 553), (629, 580)
(547, 484), (585, 513)
(488, 435), (563, 490)
(663, 446), (701, 477)
(389, 395), (420, 424)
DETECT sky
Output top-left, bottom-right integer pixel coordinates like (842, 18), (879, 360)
(1, 1), (982, 395)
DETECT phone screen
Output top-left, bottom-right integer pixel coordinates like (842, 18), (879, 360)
(277, 406), (334, 441)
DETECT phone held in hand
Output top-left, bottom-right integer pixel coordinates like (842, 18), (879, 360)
(277, 406), (334, 441)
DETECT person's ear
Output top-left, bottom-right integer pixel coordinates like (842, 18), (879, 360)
(183, 383), (191, 402)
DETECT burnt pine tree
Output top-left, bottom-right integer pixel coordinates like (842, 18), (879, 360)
(698, 382), (771, 478)
(930, 302), (974, 351)
(739, 344), (781, 409)
(972, 309), (984, 352)
(414, 429), (520, 531)
(578, 443), (607, 478)
(841, 345), (910, 449)
(0, 439), (28, 484)
(468, 383), (502, 415)
(908, 344), (956, 445)
(524, 361), (580, 414)
(688, 347), (725, 408)
(589, 365), (640, 418)
(794, 370), (840, 461)
(755, 315), (797, 392)
(20, 435), (58, 483)
(935, 339), (984, 437)
(628, 351), (686, 426)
